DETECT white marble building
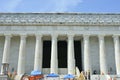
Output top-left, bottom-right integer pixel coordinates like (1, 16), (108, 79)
(0, 13), (120, 77)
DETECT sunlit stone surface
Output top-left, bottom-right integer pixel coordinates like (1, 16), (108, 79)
(0, 13), (120, 79)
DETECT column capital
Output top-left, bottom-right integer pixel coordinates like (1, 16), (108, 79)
(67, 34), (74, 40)
(83, 34), (90, 40)
(35, 34), (42, 39)
(4, 34), (12, 38)
(51, 34), (58, 39)
(20, 34), (27, 40)
(112, 35), (119, 39)
(67, 34), (74, 37)
(98, 35), (105, 40)
(20, 34), (27, 36)
(112, 35), (119, 41)
(83, 34), (90, 37)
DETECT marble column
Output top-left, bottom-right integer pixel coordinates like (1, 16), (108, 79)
(99, 35), (107, 74)
(113, 35), (120, 75)
(67, 34), (75, 75)
(83, 35), (91, 72)
(17, 35), (26, 75)
(34, 35), (43, 71)
(1, 34), (11, 74)
(50, 35), (58, 74)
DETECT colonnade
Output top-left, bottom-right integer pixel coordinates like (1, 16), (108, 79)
(0, 34), (120, 75)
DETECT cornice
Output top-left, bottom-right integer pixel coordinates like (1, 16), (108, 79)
(0, 13), (120, 26)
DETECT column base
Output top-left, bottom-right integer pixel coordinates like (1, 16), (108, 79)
(15, 74), (24, 80)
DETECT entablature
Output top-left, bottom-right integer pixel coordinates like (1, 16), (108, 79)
(0, 13), (120, 26)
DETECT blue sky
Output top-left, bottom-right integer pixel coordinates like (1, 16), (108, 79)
(0, 0), (120, 12)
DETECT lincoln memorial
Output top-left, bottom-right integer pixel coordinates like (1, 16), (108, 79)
(0, 13), (120, 78)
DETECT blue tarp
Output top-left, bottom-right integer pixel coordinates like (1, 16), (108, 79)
(64, 74), (75, 79)
(31, 70), (42, 76)
(46, 73), (59, 77)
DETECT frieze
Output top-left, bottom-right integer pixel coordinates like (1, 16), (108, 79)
(0, 13), (120, 26)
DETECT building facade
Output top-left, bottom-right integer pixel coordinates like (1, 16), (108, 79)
(0, 13), (120, 77)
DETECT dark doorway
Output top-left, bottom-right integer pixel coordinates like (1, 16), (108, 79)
(74, 41), (82, 71)
(58, 41), (67, 68)
(42, 41), (51, 68)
